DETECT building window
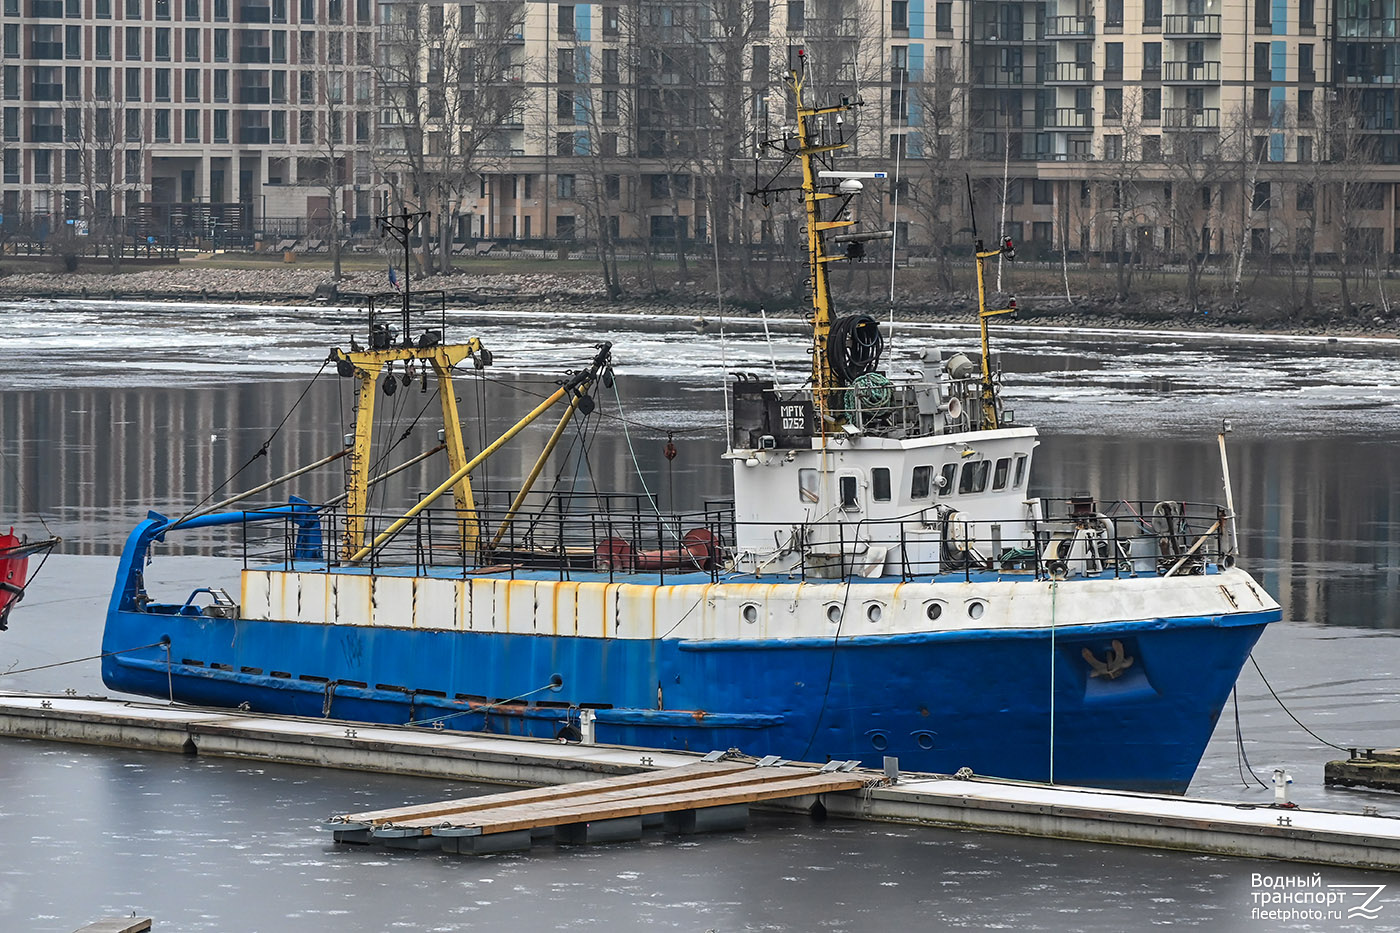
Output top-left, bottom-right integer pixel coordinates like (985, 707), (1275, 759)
(96, 26), (112, 59)
(125, 26), (141, 59)
(1104, 43), (1123, 80)
(125, 67), (141, 100)
(557, 173), (575, 198)
(1105, 87), (1122, 120)
(185, 0), (199, 18)
(213, 107), (227, 141)
(1298, 136), (1313, 162)
(1299, 0), (1314, 27)
(65, 25), (81, 60)
(185, 28), (199, 61)
(1142, 0), (1161, 27)
(299, 0), (314, 22)
(1142, 42), (1161, 78)
(557, 4), (574, 36)
(97, 0), (111, 16)
(786, 0), (803, 32)
(1103, 134), (1122, 160)
(184, 108), (199, 140)
(935, 1), (951, 31)
(125, 0), (140, 17)
(155, 0), (169, 18)
(1254, 0), (1269, 28)
(556, 215), (576, 239)
(1105, 0), (1122, 28)
(891, 0), (907, 30)
(603, 4), (618, 34)
(155, 67), (171, 100)
(214, 28), (228, 60)
(155, 109), (171, 141)
(184, 68), (199, 100)
(214, 67), (228, 100)
(1143, 87), (1161, 121)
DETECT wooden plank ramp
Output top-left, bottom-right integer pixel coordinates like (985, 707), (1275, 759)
(324, 756), (872, 854)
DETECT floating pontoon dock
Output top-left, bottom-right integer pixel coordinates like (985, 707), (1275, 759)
(327, 757), (870, 853)
(3, 691), (1399, 871)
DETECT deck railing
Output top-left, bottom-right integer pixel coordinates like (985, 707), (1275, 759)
(214, 497), (1228, 586)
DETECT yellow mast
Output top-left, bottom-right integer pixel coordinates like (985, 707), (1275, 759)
(788, 55), (859, 427)
(971, 240), (1016, 431)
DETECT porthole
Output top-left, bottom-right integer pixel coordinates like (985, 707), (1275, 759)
(868, 731), (888, 751)
(914, 732), (935, 750)
(741, 604), (758, 624)
(866, 602), (884, 623)
(967, 600), (986, 620)
(925, 601), (944, 621)
(826, 604), (843, 623)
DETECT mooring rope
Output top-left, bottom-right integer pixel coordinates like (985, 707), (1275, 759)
(0, 640), (169, 679)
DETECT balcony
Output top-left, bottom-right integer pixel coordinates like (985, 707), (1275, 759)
(30, 125), (62, 142)
(1043, 61), (1094, 83)
(1041, 107), (1092, 129)
(1044, 15), (1094, 38)
(29, 83), (63, 101)
(238, 45), (271, 63)
(239, 85), (270, 103)
(972, 23), (1029, 42)
(1162, 60), (1220, 83)
(28, 0), (63, 14)
(1162, 107), (1219, 129)
(30, 41), (64, 59)
(240, 4), (271, 20)
(239, 126), (270, 144)
(972, 65), (1031, 86)
(1162, 13), (1221, 36)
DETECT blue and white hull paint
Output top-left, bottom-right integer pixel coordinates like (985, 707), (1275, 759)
(101, 517), (1279, 794)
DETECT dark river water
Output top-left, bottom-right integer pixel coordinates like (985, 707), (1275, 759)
(2, 300), (1400, 930)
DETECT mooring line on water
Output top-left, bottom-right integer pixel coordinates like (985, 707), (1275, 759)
(1233, 687), (1269, 789)
(1249, 654), (1351, 751)
(0, 640), (170, 679)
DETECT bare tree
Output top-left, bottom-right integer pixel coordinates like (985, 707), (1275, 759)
(1316, 91), (1382, 315)
(1160, 122), (1231, 310)
(70, 92), (146, 269)
(1092, 89), (1151, 300)
(372, 0), (529, 276)
(905, 53), (967, 292)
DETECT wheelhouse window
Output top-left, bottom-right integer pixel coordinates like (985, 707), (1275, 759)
(839, 475), (859, 511)
(992, 457), (1011, 490)
(871, 467), (891, 502)
(798, 468), (820, 503)
(910, 465), (932, 499)
(1013, 454), (1028, 487)
(959, 460), (990, 494)
(939, 463), (957, 495)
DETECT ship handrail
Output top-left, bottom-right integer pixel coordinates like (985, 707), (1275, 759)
(135, 497), (1228, 588)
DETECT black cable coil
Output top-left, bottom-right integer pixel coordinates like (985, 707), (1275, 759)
(827, 314), (884, 385)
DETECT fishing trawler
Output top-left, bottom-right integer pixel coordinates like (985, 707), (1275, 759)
(100, 56), (1279, 793)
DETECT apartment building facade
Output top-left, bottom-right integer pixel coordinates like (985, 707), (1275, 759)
(6, 0), (1400, 260)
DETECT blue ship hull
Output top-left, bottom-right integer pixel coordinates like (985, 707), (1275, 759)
(102, 600), (1272, 794)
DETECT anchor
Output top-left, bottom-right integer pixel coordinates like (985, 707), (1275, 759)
(1082, 640), (1135, 680)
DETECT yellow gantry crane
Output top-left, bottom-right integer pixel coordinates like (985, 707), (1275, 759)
(332, 209), (611, 564)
